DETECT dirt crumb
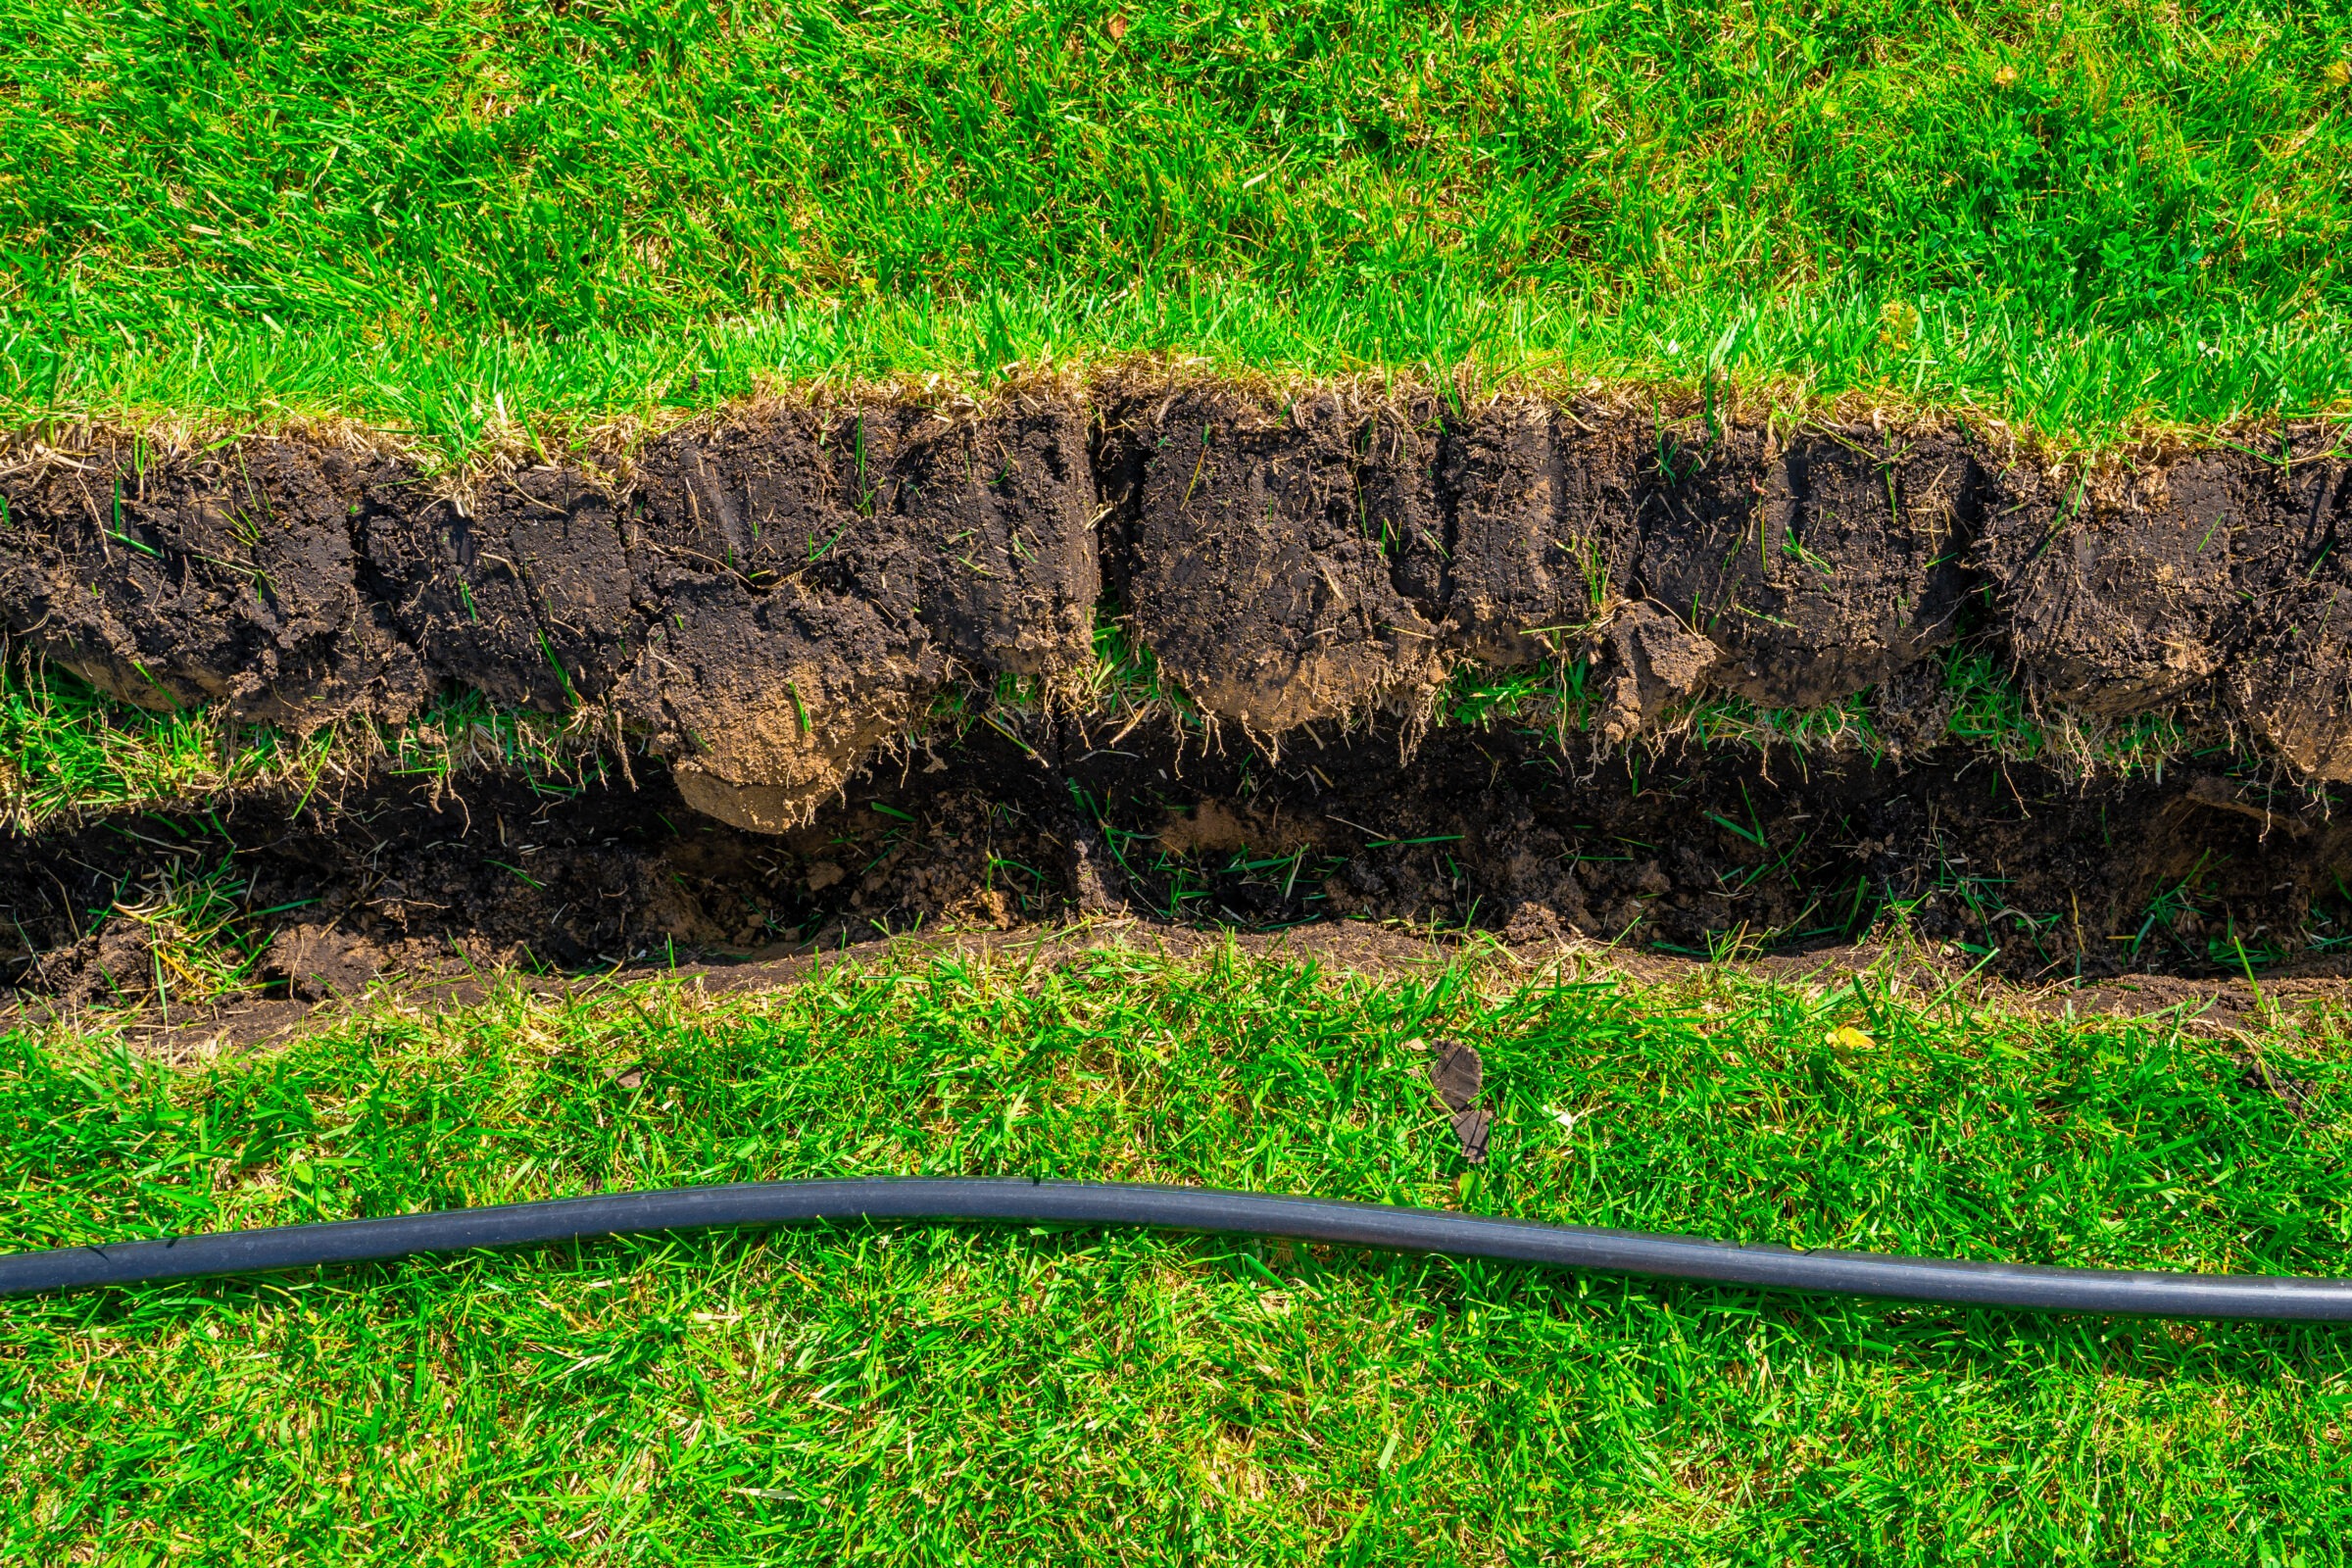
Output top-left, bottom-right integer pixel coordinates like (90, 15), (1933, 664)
(1591, 600), (1719, 746)
(262, 924), (385, 1002)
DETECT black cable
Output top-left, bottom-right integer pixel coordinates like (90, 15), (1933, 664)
(5, 1178), (2350, 1318)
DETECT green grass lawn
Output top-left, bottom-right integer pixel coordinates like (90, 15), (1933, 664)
(3, 0), (2349, 449)
(2, 0), (2343, 809)
(5, 946), (2352, 1561)
(9, 6), (2352, 1559)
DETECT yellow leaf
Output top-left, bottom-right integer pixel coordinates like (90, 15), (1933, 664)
(1828, 1026), (1877, 1053)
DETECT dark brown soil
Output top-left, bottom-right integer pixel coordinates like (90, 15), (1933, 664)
(1639, 424), (1976, 708)
(1110, 386), (1447, 730)
(3, 384), (2349, 1004)
(8, 388), (2347, 784)
(3, 396), (1102, 831)
(6, 711), (2352, 1014)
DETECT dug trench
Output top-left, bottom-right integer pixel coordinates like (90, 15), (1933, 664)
(2, 381), (2349, 1007)
(5, 721), (2352, 1011)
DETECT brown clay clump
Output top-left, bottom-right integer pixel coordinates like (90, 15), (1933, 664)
(618, 396), (1099, 828)
(624, 574), (943, 833)
(1589, 600), (1720, 746)
(1121, 385), (1446, 733)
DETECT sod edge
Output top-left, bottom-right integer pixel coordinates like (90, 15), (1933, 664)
(1, 383), (2346, 837)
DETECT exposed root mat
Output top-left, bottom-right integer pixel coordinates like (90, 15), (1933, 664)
(3, 388), (2348, 824)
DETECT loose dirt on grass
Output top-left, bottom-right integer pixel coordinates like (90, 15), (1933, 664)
(18, 916), (2340, 1070)
(3, 379), (2349, 1008)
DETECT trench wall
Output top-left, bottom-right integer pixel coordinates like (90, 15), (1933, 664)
(5, 387), (2347, 835)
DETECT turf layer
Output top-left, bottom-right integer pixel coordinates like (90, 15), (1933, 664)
(4, 946), (2351, 1560)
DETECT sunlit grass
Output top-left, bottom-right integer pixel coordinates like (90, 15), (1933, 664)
(6, 288), (2348, 463)
(3, 947), (2350, 1559)
(2, 0), (2348, 451)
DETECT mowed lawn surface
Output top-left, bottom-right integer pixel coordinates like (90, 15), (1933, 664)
(4, 948), (2352, 1561)
(1, 0), (2349, 441)
(7, 3), (2352, 1560)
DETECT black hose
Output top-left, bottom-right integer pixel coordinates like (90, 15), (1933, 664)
(5, 1178), (2350, 1319)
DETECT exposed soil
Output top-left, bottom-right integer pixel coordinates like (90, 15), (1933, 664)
(3, 382), (2349, 1006)
(7, 712), (2352, 1019)
(8, 389), (2346, 789)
